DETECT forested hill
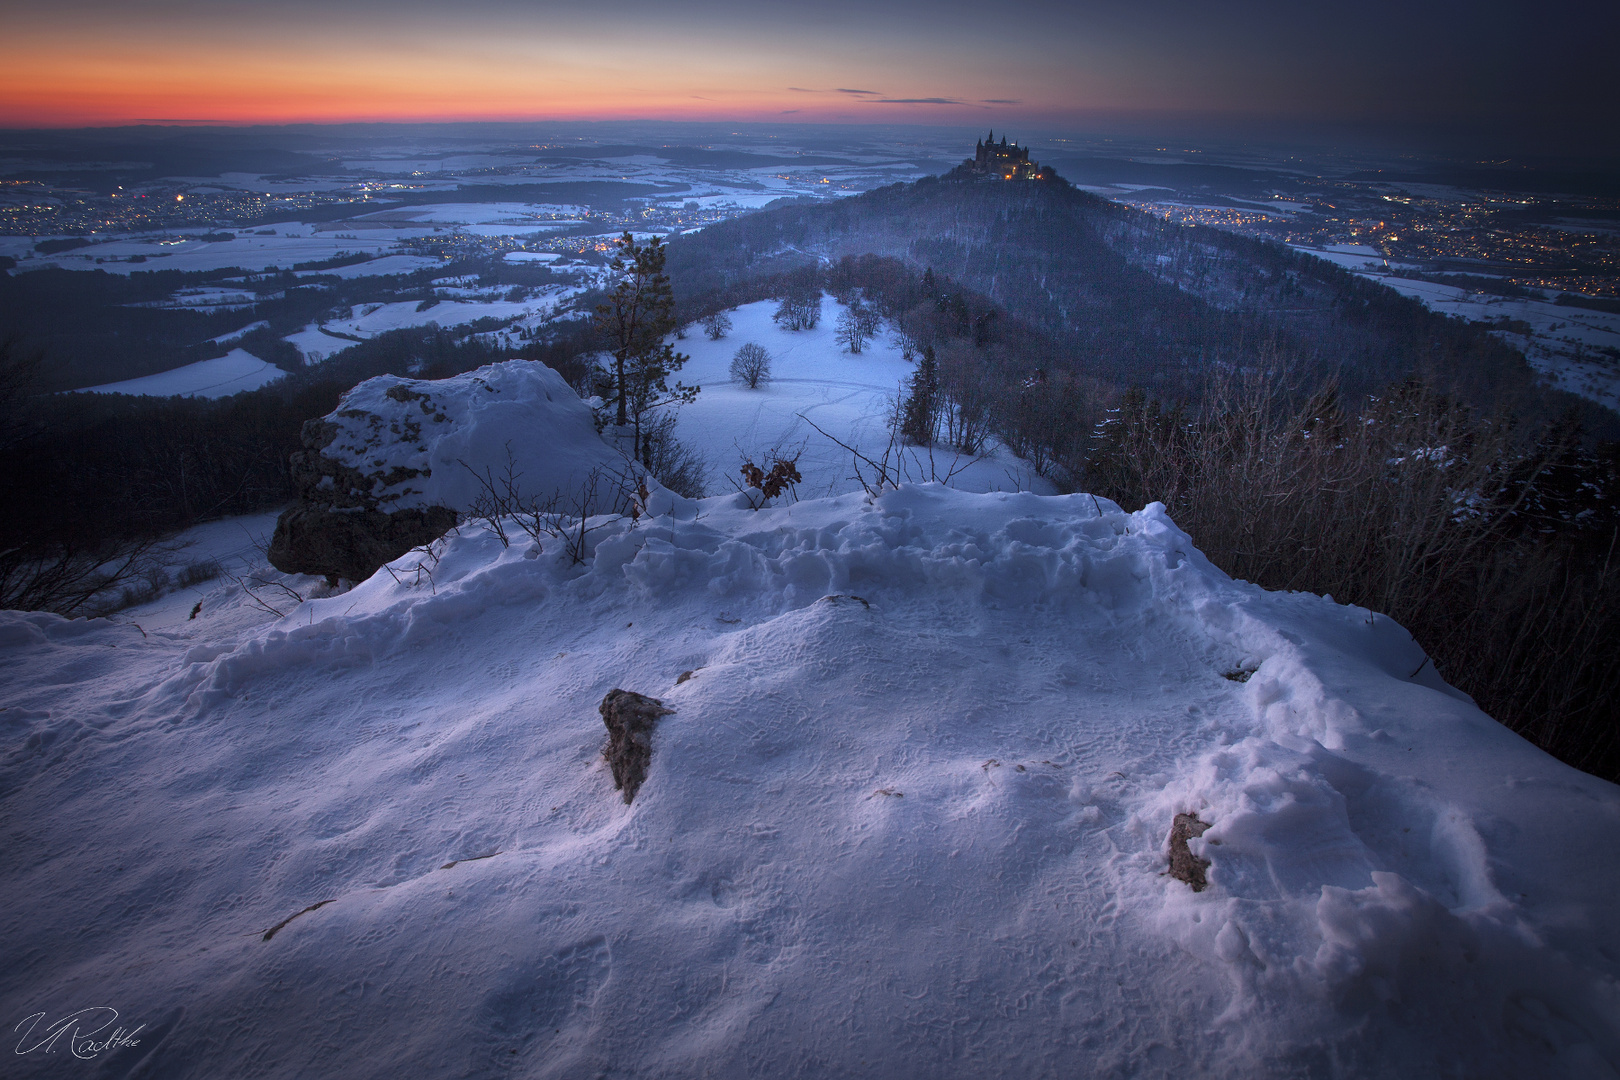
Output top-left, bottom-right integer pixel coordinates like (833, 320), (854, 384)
(668, 175), (1597, 427)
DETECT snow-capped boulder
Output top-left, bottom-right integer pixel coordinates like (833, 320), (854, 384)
(268, 360), (625, 582)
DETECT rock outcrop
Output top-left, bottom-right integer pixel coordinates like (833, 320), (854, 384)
(268, 503), (459, 585)
(268, 361), (627, 583)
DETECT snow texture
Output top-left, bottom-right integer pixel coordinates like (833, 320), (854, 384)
(3, 372), (1618, 1078)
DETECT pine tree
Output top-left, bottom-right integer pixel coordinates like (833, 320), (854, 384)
(901, 345), (939, 445)
(594, 233), (698, 467)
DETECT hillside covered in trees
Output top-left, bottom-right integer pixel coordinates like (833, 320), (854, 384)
(668, 174), (1604, 429)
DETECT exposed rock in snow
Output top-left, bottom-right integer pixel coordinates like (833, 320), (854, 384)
(599, 689), (674, 804)
(268, 360), (627, 581)
(1168, 812), (1213, 891)
(267, 503), (459, 584)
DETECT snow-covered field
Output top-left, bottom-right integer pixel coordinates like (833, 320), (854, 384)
(28, 232), (402, 275)
(332, 298), (526, 336)
(672, 297), (1052, 497)
(4, 361), (1617, 1078)
(324, 284), (586, 342)
(281, 323), (351, 364)
(1291, 244), (1426, 275)
(1371, 278), (1620, 413)
(74, 348), (286, 398)
(295, 254), (443, 280)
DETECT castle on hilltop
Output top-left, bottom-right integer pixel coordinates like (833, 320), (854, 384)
(965, 132), (1052, 181)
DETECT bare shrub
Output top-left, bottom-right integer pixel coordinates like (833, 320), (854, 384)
(639, 411), (707, 498)
(0, 537), (169, 617)
(460, 447), (641, 564)
(176, 558), (223, 588)
(217, 568), (306, 618)
(798, 409), (978, 498)
(1085, 366), (1620, 780)
(382, 538), (447, 592)
(702, 311), (732, 340)
(732, 452), (803, 509)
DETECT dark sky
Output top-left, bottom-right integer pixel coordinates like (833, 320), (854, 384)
(1, 0), (1613, 155)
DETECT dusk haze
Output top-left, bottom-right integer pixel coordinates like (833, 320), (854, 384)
(0, 0), (1613, 153)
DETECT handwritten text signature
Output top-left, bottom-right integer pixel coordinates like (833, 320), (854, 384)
(14, 1009), (144, 1060)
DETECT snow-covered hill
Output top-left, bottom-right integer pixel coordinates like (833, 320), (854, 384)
(2, 370), (1618, 1078)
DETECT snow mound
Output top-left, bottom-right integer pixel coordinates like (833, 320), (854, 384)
(313, 359), (626, 513)
(3, 491), (1618, 1074)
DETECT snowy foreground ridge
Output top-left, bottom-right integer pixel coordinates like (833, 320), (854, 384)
(4, 497), (1620, 1074)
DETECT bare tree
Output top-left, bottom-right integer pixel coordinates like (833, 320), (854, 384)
(773, 290), (821, 331)
(729, 343), (772, 389)
(835, 307), (866, 354)
(702, 311), (733, 340)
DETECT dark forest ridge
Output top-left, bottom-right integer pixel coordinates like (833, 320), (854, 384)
(668, 167), (1609, 430)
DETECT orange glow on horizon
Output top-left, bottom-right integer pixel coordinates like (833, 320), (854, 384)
(0, 12), (1096, 129)
(0, 52), (818, 127)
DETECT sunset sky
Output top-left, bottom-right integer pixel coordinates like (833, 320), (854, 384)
(1, 0), (1613, 153)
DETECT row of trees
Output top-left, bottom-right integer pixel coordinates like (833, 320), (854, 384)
(772, 289), (821, 331)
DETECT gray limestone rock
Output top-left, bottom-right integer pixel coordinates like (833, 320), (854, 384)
(600, 689), (674, 804)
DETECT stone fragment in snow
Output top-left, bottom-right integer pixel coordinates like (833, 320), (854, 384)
(1168, 812), (1213, 891)
(600, 689), (674, 804)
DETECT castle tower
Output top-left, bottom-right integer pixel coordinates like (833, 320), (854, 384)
(963, 132), (1049, 181)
